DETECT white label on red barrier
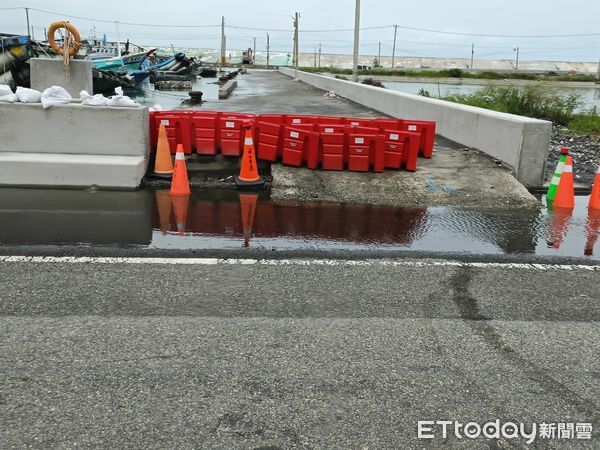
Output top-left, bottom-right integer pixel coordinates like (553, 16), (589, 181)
(389, 144), (397, 149)
(355, 137), (364, 144)
(356, 148), (364, 153)
(161, 119), (169, 125)
(290, 131), (299, 139)
(225, 121), (235, 128)
(226, 132), (234, 137)
(290, 142), (297, 147)
(324, 128), (334, 133)
(292, 118), (301, 124)
(390, 133), (399, 140)
(408, 125), (417, 131)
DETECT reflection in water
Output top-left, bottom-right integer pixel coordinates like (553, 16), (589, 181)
(0, 188), (597, 259)
(546, 206), (574, 249)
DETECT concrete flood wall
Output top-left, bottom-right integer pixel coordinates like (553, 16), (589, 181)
(0, 103), (149, 189)
(279, 67), (551, 187)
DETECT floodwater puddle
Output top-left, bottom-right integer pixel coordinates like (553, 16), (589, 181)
(0, 188), (597, 259)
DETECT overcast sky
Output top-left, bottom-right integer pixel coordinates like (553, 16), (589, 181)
(1, 0), (599, 61)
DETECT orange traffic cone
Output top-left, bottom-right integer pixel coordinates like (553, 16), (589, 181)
(155, 189), (172, 234)
(235, 126), (264, 188)
(239, 193), (258, 247)
(589, 164), (600, 211)
(553, 156), (575, 209)
(171, 195), (190, 236)
(547, 206), (573, 249)
(170, 144), (191, 196)
(154, 124), (174, 177)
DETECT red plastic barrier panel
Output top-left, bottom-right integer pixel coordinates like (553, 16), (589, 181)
(256, 121), (283, 162)
(318, 124), (346, 171)
(347, 133), (384, 172)
(219, 114), (254, 156)
(318, 116), (344, 125)
(190, 112), (220, 155)
(374, 118), (402, 132)
(382, 130), (406, 170)
(345, 117), (375, 128)
(286, 115), (318, 131)
(282, 126), (319, 169)
(153, 112), (192, 154)
(257, 113), (286, 124)
(149, 111), (158, 152)
(402, 131), (421, 172)
(402, 120), (436, 158)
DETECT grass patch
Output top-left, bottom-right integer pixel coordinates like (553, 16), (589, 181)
(443, 86), (581, 125)
(299, 66), (599, 83)
(567, 114), (600, 134)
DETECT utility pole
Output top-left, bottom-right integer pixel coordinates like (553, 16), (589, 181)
(314, 46), (317, 67)
(266, 33), (270, 69)
(352, 0), (360, 82)
(378, 41), (381, 67)
(318, 43), (321, 67)
(220, 16), (226, 65)
(293, 12), (299, 76)
(514, 46), (520, 71)
(391, 24), (398, 69)
(25, 7), (30, 37)
(596, 57), (600, 80)
(470, 43), (475, 70)
(253, 36), (256, 64)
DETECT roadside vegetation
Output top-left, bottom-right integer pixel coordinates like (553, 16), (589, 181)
(435, 86), (600, 134)
(300, 66), (599, 83)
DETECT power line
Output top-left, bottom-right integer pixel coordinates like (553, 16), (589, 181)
(394, 24), (600, 39)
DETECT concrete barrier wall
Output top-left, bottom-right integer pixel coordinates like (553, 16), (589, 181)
(280, 67), (551, 187)
(30, 59), (93, 98)
(0, 102), (149, 189)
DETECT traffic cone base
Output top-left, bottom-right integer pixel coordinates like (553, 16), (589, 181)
(170, 145), (191, 196)
(153, 123), (174, 178)
(235, 129), (264, 189)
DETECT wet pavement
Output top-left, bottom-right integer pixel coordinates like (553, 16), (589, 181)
(0, 188), (598, 261)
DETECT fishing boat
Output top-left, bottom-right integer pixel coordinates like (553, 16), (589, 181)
(0, 34), (30, 87)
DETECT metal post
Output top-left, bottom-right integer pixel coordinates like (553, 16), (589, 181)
(115, 21), (121, 57)
(514, 46), (520, 71)
(266, 33), (270, 69)
(25, 7), (30, 37)
(253, 36), (256, 64)
(597, 57), (600, 80)
(314, 46), (317, 67)
(352, 0), (360, 82)
(470, 43), (474, 70)
(220, 16), (226, 65)
(391, 24), (398, 69)
(378, 41), (381, 67)
(318, 43), (321, 67)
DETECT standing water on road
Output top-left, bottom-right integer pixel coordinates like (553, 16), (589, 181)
(0, 189), (597, 259)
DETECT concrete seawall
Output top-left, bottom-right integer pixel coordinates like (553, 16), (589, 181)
(0, 103), (149, 189)
(280, 67), (552, 187)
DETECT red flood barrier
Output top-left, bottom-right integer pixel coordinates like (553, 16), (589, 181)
(150, 112), (192, 154)
(282, 126), (319, 169)
(318, 124), (346, 171)
(219, 113), (254, 156)
(189, 111), (220, 155)
(347, 133), (384, 173)
(401, 120), (436, 158)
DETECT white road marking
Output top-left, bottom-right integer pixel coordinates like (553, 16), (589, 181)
(0, 256), (598, 271)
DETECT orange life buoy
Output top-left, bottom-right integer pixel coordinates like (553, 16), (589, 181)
(47, 21), (81, 57)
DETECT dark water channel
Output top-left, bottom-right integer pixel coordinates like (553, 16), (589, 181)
(0, 188), (597, 260)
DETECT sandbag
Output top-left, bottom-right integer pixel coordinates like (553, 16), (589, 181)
(0, 84), (18, 103)
(41, 86), (72, 109)
(106, 86), (139, 107)
(16, 86), (42, 103)
(80, 90), (107, 106)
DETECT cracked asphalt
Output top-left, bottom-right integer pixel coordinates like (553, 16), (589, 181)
(1, 259), (599, 448)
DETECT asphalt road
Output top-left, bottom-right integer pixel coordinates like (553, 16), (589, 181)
(1, 257), (599, 449)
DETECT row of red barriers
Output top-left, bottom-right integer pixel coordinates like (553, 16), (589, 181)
(149, 111), (436, 172)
